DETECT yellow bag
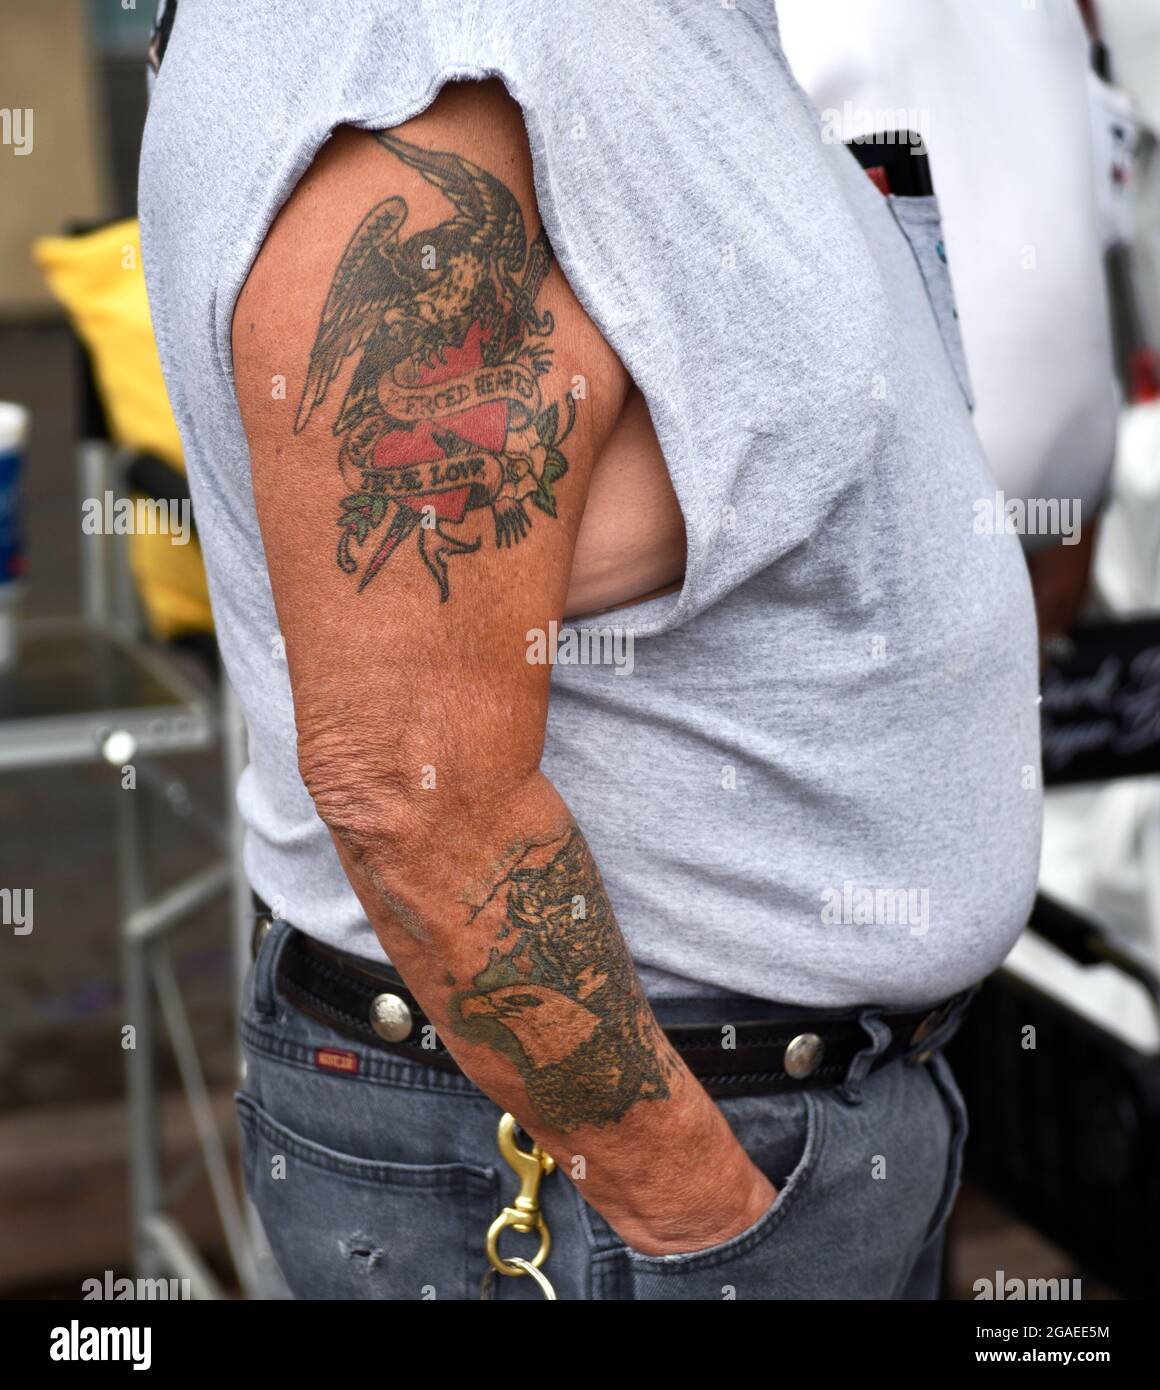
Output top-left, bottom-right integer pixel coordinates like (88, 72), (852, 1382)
(33, 220), (213, 639)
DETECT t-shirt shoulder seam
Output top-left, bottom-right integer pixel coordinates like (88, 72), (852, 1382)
(209, 61), (495, 407)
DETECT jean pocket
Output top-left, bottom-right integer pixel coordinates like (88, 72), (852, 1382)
(236, 1093), (498, 1300)
(889, 193), (974, 411)
(622, 1089), (827, 1300)
(921, 1050), (969, 1243)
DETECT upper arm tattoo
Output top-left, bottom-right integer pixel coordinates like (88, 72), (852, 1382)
(294, 133), (576, 600)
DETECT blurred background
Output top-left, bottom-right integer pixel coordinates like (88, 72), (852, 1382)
(1, 0), (1159, 1301)
(1, 0), (239, 1299)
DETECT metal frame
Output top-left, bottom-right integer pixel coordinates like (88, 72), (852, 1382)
(1, 438), (257, 1296)
(90, 442), (259, 1296)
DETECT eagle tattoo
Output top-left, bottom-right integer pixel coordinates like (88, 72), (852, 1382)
(294, 132), (574, 600)
(450, 829), (678, 1132)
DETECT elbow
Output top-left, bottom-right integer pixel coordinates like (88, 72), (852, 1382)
(297, 722), (438, 867)
(296, 715), (544, 869)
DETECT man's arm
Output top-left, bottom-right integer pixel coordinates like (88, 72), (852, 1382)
(232, 80), (773, 1254)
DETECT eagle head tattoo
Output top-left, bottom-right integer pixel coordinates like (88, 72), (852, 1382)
(450, 830), (677, 1132)
(294, 133), (575, 599)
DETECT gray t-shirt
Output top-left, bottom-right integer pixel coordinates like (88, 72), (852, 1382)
(139, 0), (1042, 1007)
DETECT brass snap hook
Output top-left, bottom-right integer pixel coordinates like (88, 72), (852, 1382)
(485, 1113), (556, 1278)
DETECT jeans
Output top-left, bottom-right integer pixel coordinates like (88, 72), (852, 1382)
(238, 919), (970, 1300)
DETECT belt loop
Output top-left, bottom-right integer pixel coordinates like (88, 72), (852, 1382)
(251, 915), (288, 1019)
(838, 1008), (892, 1104)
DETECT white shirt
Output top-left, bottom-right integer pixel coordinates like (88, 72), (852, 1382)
(778, 0), (1120, 540)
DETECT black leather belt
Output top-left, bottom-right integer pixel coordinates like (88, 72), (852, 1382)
(256, 913), (969, 1099)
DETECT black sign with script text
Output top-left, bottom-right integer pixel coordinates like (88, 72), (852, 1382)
(1041, 619), (1160, 785)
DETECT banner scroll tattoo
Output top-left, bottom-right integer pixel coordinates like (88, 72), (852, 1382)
(376, 361), (541, 430)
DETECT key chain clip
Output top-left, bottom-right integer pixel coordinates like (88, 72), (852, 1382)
(484, 1112), (556, 1280)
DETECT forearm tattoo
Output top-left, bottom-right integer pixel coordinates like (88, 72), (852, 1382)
(295, 133), (574, 599)
(450, 827), (679, 1131)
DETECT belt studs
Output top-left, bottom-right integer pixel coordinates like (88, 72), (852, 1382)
(783, 1032), (825, 1079)
(907, 1005), (947, 1065)
(250, 914), (273, 962)
(909, 1006), (946, 1048)
(370, 992), (414, 1043)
